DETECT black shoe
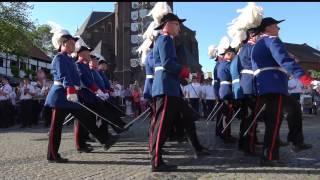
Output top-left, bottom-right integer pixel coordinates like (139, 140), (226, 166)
(77, 146), (94, 153)
(151, 163), (177, 172)
(48, 156), (69, 163)
(194, 147), (211, 159)
(260, 159), (285, 167)
(291, 143), (312, 153)
(103, 134), (119, 151)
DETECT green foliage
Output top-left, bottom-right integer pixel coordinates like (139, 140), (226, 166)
(0, 2), (34, 54)
(29, 24), (54, 56)
(10, 66), (19, 78)
(310, 70), (320, 79)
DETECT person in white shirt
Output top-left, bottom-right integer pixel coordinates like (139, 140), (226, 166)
(0, 76), (13, 128)
(201, 78), (215, 118)
(18, 76), (36, 128)
(185, 76), (202, 115)
(288, 76), (303, 102)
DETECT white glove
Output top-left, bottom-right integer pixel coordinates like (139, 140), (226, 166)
(103, 92), (110, 99)
(311, 80), (320, 89)
(96, 90), (108, 101)
(67, 93), (78, 102)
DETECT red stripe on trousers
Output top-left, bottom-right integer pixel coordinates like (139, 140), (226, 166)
(74, 120), (80, 150)
(155, 96), (168, 167)
(149, 102), (156, 152)
(250, 97), (260, 152)
(49, 109), (57, 160)
(268, 95), (283, 160)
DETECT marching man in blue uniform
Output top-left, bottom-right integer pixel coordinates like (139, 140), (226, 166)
(45, 25), (111, 163)
(251, 17), (313, 166)
(73, 39), (127, 151)
(227, 2), (264, 156)
(150, 12), (190, 172)
(215, 36), (237, 143)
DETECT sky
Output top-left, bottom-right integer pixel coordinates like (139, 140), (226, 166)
(29, 2), (320, 73)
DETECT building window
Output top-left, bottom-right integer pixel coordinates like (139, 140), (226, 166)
(20, 62), (26, 70)
(31, 64), (37, 71)
(107, 22), (112, 33)
(0, 57), (3, 67)
(10, 60), (17, 67)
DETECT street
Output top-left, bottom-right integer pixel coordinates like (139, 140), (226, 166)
(0, 114), (320, 180)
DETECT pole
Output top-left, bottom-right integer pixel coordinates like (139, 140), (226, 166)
(243, 104), (266, 137)
(221, 108), (241, 134)
(75, 101), (124, 130)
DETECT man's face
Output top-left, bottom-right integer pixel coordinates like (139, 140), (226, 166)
(265, 24), (280, 37)
(62, 39), (76, 53)
(89, 59), (98, 69)
(165, 20), (181, 37)
(78, 50), (91, 63)
(98, 63), (107, 70)
(224, 52), (235, 60)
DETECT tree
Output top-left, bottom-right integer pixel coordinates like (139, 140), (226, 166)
(0, 2), (34, 54)
(29, 24), (55, 57)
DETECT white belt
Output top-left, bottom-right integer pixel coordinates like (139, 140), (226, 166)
(220, 81), (232, 85)
(146, 75), (154, 79)
(54, 81), (62, 86)
(240, 69), (254, 74)
(232, 79), (240, 84)
(254, 67), (287, 76)
(54, 81), (80, 90)
(154, 66), (164, 72)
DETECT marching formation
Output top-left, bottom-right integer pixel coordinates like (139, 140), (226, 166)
(37, 2), (320, 173)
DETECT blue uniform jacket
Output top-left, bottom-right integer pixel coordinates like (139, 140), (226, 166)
(152, 35), (183, 97)
(213, 60), (220, 100)
(143, 50), (154, 100)
(45, 52), (81, 109)
(230, 55), (244, 99)
(217, 60), (233, 100)
(238, 43), (256, 95)
(91, 69), (106, 92)
(98, 70), (111, 90)
(251, 35), (305, 95)
(76, 62), (99, 104)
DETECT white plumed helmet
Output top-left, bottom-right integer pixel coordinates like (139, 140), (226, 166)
(217, 36), (231, 55)
(208, 45), (218, 59)
(48, 21), (78, 50)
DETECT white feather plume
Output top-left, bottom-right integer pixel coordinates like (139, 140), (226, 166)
(142, 22), (159, 41)
(217, 36), (230, 55)
(147, 2), (172, 25)
(230, 30), (247, 48)
(208, 45), (218, 59)
(228, 2), (264, 32)
(47, 21), (63, 34)
(47, 21), (71, 50)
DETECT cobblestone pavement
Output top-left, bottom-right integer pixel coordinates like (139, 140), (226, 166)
(0, 114), (320, 180)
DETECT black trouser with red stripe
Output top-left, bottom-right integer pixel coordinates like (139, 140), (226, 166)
(74, 100), (126, 149)
(47, 107), (108, 160)
(216, 100), (233, 139)
(258, 94), (285, 161)
(283, 95), (304, 145)
(179, 98), (204, 151)
(74, 120), (90, 150)
(239, 95), (259, 153)
(150, 95), (175, 167)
